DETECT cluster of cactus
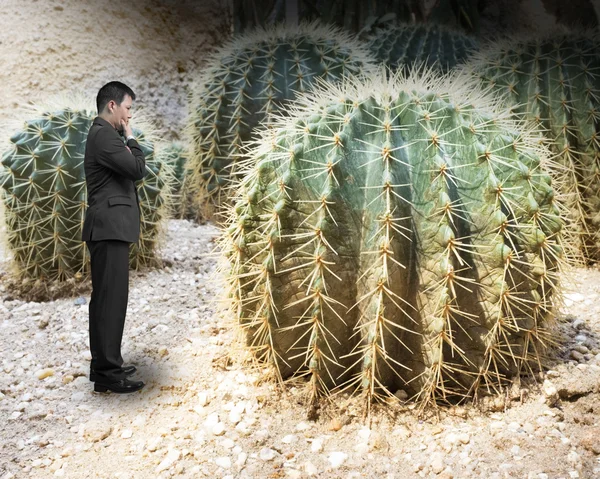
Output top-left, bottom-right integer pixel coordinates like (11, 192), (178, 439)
(186, 22), (376, 216)
(223, 69), (565, 410)
(160, 141), (191, 217)
(366, 23), (478, 73)
(463, 29), (600, 263)
(0, 99), (173, 285)
(162, 141), (188, 191)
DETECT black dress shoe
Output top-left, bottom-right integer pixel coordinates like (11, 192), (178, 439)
(90, 365), (137, 382)
(94, 378), (145, 394)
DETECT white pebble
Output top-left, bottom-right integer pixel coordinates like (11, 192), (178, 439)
(155, 449), (180, 473)
(305, 462), (318, 476)
(221, 438), (235, 449)
(260, 447), (277, 461)
(236, 452), (248, 467)
(212, 423), (226, 436)
(282, 434), (297, 444)
(215, 457), (231, 468)
(121, 429), (133, 439)
(311, 437), (324, 452)
(197, 392), (209, 407)
(328, 452), (347, 468)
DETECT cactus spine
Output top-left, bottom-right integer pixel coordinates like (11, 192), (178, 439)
(223, 69), (564, 411)
(367, 23), (478, 72)
(187, 22), (376, 216)
(464, 29), (600, 263)
(0, 98), (173, 288)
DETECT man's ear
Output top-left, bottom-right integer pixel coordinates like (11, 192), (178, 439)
(107, 100), (115, 114)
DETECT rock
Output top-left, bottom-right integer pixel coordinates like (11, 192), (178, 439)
(37, 317), (49, 329)
(394, 389), (408, 400)
(573, 344), (589, 354)
(221, 438), (235, 450)
(212, 423), (226, 436)
(329, 418), (342, 431)
(62, 375), (74, 384)
(570, 350), (585, 362)
(282, 434), (297, 444)
(36, 368), (54, 380)
(156, 449), (181, 473)
(236, 452), (247, 467)
(457, 433), (470, 445)
(295, 422), (311, 431)
(543, 380), (559, 406)
(121, 429), (133, 439)
(328, 452), (348, 468)
(215, 457), (231, 468)
(430, 453), (445, 474)
(74, 297), (87, 305)
(158, 346), (169, 357)
(83, 422), (112, 442)
(304, 462), (318, 476)
(197, 392), (209, 407)
(311, 437), (324, 452)
(260, 447), (276, 461)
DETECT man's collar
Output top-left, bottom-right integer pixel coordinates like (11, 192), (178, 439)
(93, 116), (115, 129)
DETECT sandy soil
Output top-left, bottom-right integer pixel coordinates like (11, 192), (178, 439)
(0, 219), (599, 479)
(2, 1), (600, 478)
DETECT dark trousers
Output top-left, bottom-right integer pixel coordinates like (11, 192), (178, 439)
(87, 240), (130, 383)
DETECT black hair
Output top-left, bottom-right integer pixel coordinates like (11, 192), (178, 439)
(96, 81), (136, 113)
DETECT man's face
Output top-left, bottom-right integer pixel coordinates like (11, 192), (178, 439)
(109, 94), (133, 131)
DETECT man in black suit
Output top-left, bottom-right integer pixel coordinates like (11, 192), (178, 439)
(83, 81), (146, 394)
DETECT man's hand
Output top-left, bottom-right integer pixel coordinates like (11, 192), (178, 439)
(120, 119), (133, 139)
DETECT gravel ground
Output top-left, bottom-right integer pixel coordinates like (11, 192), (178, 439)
(1, 219), (600, 479)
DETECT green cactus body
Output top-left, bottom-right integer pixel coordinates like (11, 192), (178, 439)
(162, 141), (188, 189)
(367, 23), (478, 72)
(0, 102), (172, 283)
(224, 70), (564, 408)
(464, 30), (600, 262)
(161, 141), (193, 218)
(187, 22), (376, 214)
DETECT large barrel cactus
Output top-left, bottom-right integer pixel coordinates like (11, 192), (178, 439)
(223, 69), (565, 411)
(463, 29), (600, 263)
(0, 98), (173, 287)
(187, 22), (376, 216)
(367, 23), (478, 72)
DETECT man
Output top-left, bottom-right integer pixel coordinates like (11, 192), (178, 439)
(82, 81), (146, 394)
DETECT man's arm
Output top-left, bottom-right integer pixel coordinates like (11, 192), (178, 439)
(94, 127), (146, 181)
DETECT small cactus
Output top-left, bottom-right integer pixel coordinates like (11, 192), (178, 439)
(0, 97), (173, 289)
(367, 23), (478, 72)
(187, 22), (376, 216)
(223, 68), (565, 412)
(463, 29), (600, 263)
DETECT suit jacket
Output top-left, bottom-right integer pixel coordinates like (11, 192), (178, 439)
(82, 116), (146, 243)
